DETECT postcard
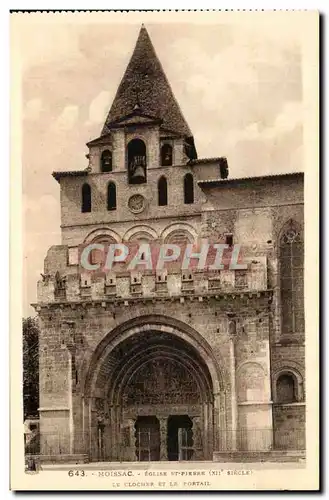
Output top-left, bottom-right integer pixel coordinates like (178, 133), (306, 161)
(10, 9), (319, 491)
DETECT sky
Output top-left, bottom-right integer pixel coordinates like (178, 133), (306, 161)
(16, 14), (304, 316)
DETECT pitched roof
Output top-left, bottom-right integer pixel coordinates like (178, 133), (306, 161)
(87, 111), (162, 147)
(52, 170), (89, 183)
(197, 172), (304, 187)
(101, 25), (194, 140)
(189, 157), (228, 165)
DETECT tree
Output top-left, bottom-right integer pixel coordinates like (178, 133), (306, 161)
(23, 317), (39, 420)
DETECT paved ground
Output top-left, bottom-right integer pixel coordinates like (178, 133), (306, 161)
(41, 460), (305, 471)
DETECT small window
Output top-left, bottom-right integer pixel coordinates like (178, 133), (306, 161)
(161, 144), (173, 166)
(225, 234), (233, 247)
(81, 183), (91, 213)
(101, 150), (112, 172)
(107, 182), (117, 211)
(158, 176), (168, 206)
(219, 158), (229, 179)
(184, 173), (194, 204)
(228, 320), (236, 336)
(276, 373), (296, 403)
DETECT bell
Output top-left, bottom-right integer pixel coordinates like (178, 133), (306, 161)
(131, 165), (146, 182)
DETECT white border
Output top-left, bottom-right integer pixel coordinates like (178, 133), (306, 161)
(3, 2), (325, 498)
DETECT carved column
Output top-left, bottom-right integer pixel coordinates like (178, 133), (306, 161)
(213, 396), (220, 452)
(192, 416), (203, 460)
(228, 318), (238, 451)
(218, 391), (227, 451)
(159, 417), (168, 461)
(95, 398), (105, 461)
(60, 321), (77, 456)
(97, 420), (105, 461)
(126, 418), (136, 461)
(203, 403), (209, 458)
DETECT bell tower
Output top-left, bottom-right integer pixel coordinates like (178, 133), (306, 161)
(52, 24), (229, 249)
(86, 24), (197, 179)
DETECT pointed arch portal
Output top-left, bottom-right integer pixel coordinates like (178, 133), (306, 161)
(83, 317), (224, 462)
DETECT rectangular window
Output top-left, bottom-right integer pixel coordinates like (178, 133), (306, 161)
(225, 234), (233, 247)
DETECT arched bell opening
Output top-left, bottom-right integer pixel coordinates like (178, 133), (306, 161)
(101, 150), (112, 172)
(127, 138), (147, 184)
(161, 143), (173, 166)
(86, 326), (220, 462)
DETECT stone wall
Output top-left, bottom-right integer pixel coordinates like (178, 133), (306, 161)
(38, 159), (305, 459)
(59, 167), (205, 233)
(273, 404), (306, 450)
(37, 290), (273, 457)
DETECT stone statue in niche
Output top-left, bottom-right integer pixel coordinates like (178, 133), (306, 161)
(122, 426), (131, 447)
(40, 273), (51, 284)
(95, 398), (104, 412)
(55, 271), (66, 290)
(44, 366), (53, 391)
(95, 398), (107, 425)
(193, 420), (202, 450)
(54, 271), (66, 299)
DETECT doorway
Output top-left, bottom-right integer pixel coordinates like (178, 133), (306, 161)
(167, 415), (193, 461)
(135, 416), (160, 461)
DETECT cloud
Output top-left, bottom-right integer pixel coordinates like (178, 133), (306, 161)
(53, 105), (79, 131)
(272, 101), (303, 135)
(194, 100), (303, 178)
(162, 25), (302, 172)
(23, 194), (61, 316)
(170, 31), (296, 106)
(24, 98), (43, 120)
(24, 194), (60, 234)
(227, 101), (303, 145)
(86, 91), (112, 126)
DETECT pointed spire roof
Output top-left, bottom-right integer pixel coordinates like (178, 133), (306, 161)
(101, 25), (194, 140)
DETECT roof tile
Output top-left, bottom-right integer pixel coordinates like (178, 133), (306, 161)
(101, 26), (193, 141)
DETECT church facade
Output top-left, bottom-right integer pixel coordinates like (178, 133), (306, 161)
(34, 26), (305, 463)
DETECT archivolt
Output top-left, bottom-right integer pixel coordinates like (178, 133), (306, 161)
(82, 315), (224, 398)
(123, 225), (158, 242)
(160, 222), (198, 243)
(83, 227), (121, 243)
(107, 344), (213, 405)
